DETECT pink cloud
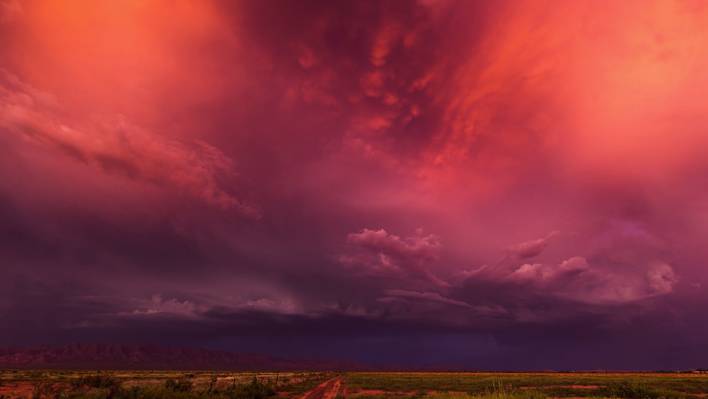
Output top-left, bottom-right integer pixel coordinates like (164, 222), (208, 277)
(507, 231), (560, 259)
(505, 256), (677, 305)
(382, 289), (473, 309)
(0, 70), (258, 216)
(129, 295), (203, 319)
(646, 261), (677, 295)
(2, 0), (708, 366)
(509, 256), (589, 282)
(347, 228), (440, 260)
(343, 228), (447, 287)
(370, 23), (401, 67)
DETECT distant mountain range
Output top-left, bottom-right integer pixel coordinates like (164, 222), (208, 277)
(0, 344), (361, 370)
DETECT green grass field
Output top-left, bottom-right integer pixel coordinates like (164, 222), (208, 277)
(2, 370), (708, 399)
(344, 373), (708, 399)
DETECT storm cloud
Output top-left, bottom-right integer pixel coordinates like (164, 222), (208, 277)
(2, 0), (708, 370)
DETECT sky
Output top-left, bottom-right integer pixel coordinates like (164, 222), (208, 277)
(2, 0), (708, 370)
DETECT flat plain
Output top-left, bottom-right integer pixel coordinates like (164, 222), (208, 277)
(2, 370), (708, 399)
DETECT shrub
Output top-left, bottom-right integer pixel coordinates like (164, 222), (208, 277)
(165, 378), (194, 393)
(602, 382), (688, 399)
(206, 376), (218, 394)
(225, 376), (276, 399)
(72, 374), (121, 390)
(32, 381), (56, 399)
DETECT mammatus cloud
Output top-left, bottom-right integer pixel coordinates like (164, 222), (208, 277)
(2, 0), (708, 368)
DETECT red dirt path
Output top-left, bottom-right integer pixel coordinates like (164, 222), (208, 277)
(300, 378), (343, 399)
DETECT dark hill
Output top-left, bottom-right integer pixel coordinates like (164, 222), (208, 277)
(0, 344), (360, 370)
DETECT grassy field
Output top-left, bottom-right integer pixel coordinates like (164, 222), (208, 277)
(0, 370), (333, 399)
(2, 370), (708, 399)
(344, 373), (708, 399)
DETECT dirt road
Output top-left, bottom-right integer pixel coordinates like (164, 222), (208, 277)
(300, 377), (343, 399)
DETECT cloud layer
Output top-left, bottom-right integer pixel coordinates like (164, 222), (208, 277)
(2, 0), (708, 369)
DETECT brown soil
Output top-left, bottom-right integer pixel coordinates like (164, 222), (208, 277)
(519, 385), (600, 391)
(0, 382), (35, 398)
(563, 385), (600, 389)
(300, 378), (343, 399)
(351, 389), (388, 395)
(550, 397), (613, 399)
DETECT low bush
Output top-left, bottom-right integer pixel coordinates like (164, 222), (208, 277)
(71, 374), (121, 390)
(224, 376), (276, 399)
(165, 378), (194, 393)
(601, 382), (688, 399)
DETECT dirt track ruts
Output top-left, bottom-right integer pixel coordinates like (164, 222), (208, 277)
(300, 377), (342, 399)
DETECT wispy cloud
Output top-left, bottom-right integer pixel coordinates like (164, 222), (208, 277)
(0, 71), (258, 216)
